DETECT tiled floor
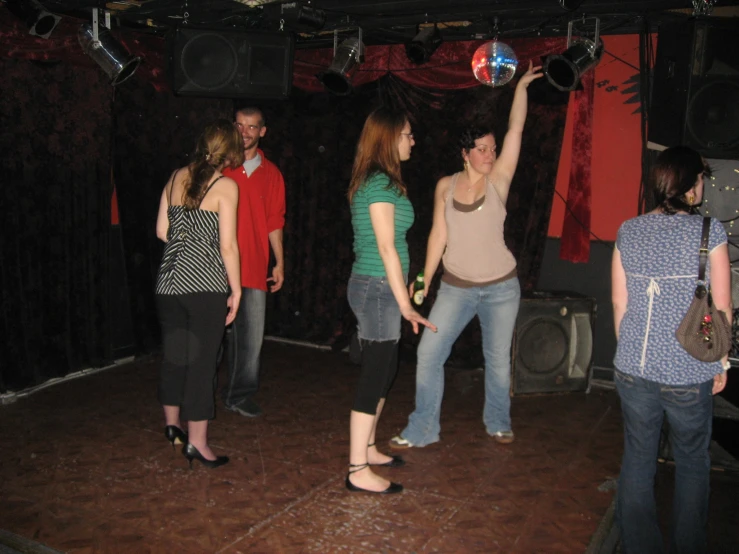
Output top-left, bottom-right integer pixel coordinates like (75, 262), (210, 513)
(0, 341), (639, 553)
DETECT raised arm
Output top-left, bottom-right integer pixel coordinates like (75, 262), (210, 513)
(490, 61), (543, 205)
(370, 202), (436, 334)
(217, 177), (242, 325)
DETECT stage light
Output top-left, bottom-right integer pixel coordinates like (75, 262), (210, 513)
(543, 18), (603, 92)
(78, 9), (140, 86)
(406, 25), (442, 65)
(280, 3), (326, 30)
(6, 0), (61, 39)
(317, 29), (364, 95)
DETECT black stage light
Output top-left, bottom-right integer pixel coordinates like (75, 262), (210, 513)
(6, 0), (61, 39)
(543, 19), (603, 92)
(78, 10), (140, 86)
(405, 25), (442, 65)
(317, 30), (364, 95)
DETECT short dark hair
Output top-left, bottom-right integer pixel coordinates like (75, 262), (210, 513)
(235, 107), (265, 126)
(458, 125), (494, 153)
(651, 145), (707, 215)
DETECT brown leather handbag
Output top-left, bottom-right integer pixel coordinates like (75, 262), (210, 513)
(675, 217), (732, 363)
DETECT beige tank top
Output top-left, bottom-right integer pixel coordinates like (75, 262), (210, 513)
(441, 172), (517, 284)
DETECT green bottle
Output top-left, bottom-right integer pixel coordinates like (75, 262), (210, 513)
(412, 271), (425, 306)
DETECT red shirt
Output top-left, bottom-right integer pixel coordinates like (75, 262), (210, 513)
(223, 150), (286, 291)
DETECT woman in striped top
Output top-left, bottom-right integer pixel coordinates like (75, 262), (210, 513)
(155, 119), (243, 469)
(345, 107), (436, 494)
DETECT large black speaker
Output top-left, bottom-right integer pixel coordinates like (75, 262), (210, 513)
(171, 28), (294, 99)
(512, 292), (595, 395)
(649, 18), (739, 159)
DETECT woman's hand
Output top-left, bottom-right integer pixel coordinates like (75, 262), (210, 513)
(225, 292), (241, 326)
(400, 304), (437, 335)
(517, 60), (543, 89)
(713, 371), (728, 395)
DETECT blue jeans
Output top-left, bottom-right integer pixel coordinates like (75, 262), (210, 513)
(614, 370), (713, 554)
(222, 287), (266, 408)
(401, 277), (521, 446)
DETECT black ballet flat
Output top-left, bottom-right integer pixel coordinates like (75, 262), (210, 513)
(164, 426), (188, 450)
(372, 455), (406, 468)
(182, 443), (229, 469)
(367, 442), (406, 467)
(345, 463), (403, 494)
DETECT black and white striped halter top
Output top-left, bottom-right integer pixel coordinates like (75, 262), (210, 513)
(155, 173), (229, 295)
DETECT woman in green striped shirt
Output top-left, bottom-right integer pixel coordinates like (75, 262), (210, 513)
(345, 107), (436, 494)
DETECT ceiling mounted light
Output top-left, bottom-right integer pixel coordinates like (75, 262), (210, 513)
(78, 9), (140, 86)
(406, 25), (442, 65)
(6, 0), (61, 39)
(317, 29), (364, 95)
(543, 18), (603, 92)
(280, 2), (326, 31)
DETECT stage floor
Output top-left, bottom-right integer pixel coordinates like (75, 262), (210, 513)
(0, 341), (735, 553)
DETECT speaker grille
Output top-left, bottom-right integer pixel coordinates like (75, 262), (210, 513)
(687, 80), (739, 152)
(180, 33), (238, 91)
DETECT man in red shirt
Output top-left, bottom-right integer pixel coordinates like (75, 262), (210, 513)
(221, 107), (286, 417)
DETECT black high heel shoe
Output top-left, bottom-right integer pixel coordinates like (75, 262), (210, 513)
(345, 463), (403, 494)
(367, 442), (406, 467)
(164, 426), (188, 450)
(182, 443), (229, 469)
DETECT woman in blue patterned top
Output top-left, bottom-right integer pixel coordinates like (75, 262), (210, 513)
(611, 146), (730, 553)
(345, 107), (436, 494)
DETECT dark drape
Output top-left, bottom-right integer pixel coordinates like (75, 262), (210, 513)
(0, 4), (568, 385)
(257, 75), (568, 366)
(0, 57), (113, 392)
(112, 85), (233, 354)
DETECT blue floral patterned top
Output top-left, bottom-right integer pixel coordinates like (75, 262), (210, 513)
(614, 214), (727, 385)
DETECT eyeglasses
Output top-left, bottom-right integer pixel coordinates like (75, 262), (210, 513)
(400, 132), (414, 140)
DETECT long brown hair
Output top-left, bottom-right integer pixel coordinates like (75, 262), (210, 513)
(183, 119), (244, 210)
(347, 107), (408, 203)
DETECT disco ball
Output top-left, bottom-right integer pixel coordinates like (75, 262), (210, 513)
(471, 41), (518, 87)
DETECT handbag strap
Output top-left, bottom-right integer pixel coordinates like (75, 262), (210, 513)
(697, 216), (711, 282)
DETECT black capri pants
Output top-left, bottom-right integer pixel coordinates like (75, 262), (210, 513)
(156, 292), (228, 421)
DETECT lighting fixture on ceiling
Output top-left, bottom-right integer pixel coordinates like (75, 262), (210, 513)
(6, 0), (61, 39)
(543, 18), (603, 92)
(317, 29), (365, 95)
(406, 25), (443, 65)
(78, 9), (141, 86)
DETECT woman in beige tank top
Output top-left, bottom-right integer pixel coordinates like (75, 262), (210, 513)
(389, 62), (543, 450)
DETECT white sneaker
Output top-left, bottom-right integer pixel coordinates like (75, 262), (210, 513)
(388, 435), (415, 449)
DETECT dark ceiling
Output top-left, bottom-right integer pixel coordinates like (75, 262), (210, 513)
(37, 0), (739, 48)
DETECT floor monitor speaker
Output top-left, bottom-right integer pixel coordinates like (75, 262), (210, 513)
(512, 292), (595, 395)
(649, 19), (739, 159)
(171, 28), (294, 99)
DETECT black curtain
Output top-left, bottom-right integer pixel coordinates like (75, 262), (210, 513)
(257, 75), (568, 367)
(112, 83), (233, 355)
(0, 58), (113, 392)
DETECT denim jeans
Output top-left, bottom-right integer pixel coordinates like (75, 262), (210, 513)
(222, 287), (266, 408)
(614, 370), (713, 554)
(347, 273), (402, 342)
(401, 277), (521, 446)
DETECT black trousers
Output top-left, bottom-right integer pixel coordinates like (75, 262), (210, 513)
(156, 292), (227, 421)
(353, 340), (399, 415)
